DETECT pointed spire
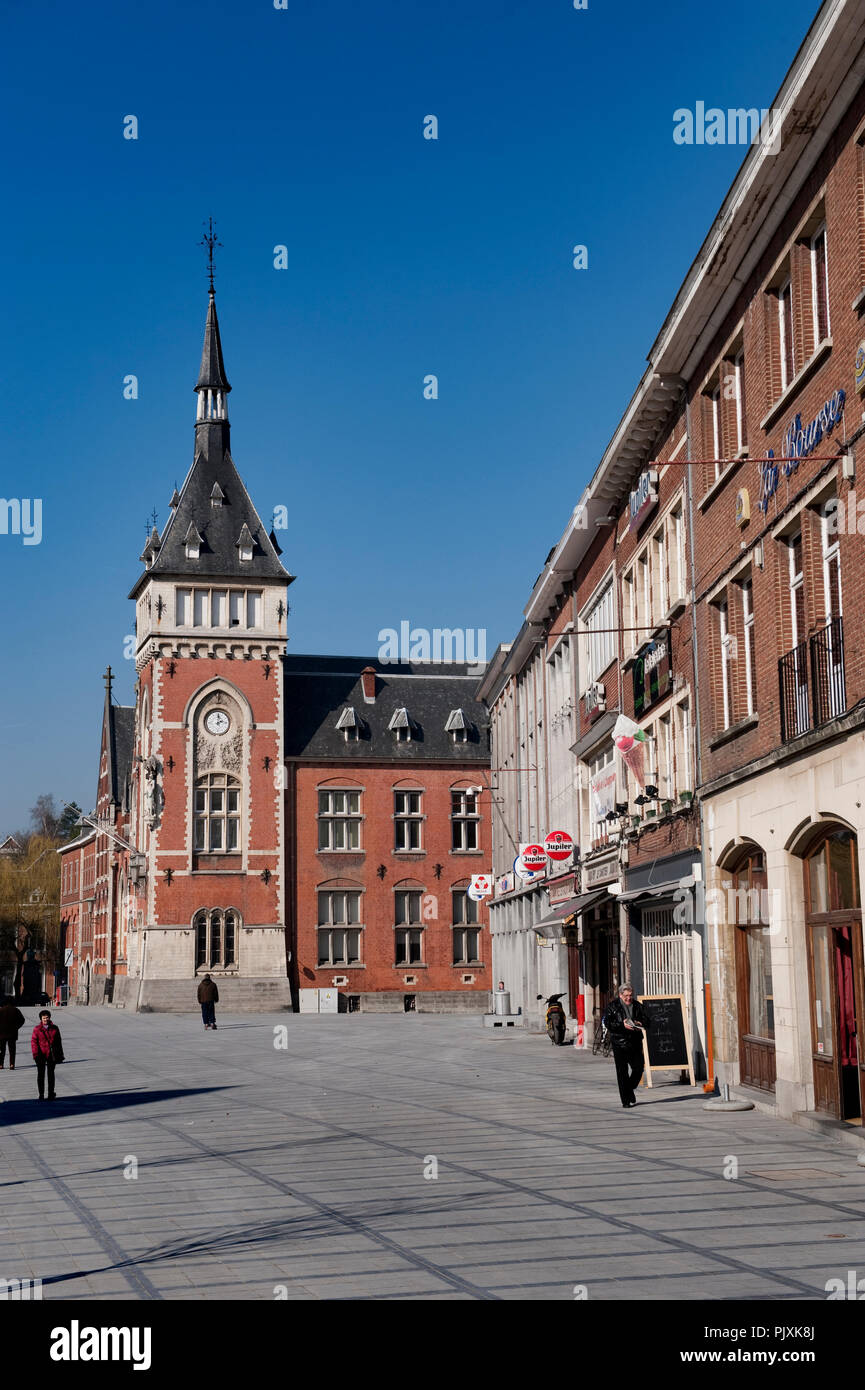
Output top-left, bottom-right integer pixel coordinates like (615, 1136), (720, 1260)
(169, 488), (181, 510)
(195, 294), (231, 392)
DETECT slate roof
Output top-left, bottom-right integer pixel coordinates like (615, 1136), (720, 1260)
(129, 294), (293, 597)
(102, 703), (135, 809)
(196, 292), (231, 391)
(282, 655), (490, 763)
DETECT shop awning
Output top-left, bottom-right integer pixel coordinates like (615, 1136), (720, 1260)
(533, 888), (611, 938)
(616, 875), (695, 903)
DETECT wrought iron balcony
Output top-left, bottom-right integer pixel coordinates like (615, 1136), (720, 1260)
(779, 617), (846, 742)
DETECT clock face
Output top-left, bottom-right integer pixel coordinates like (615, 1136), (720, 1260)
(204, 710), (230, 736)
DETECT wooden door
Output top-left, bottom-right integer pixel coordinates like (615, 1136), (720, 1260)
(807, 920), (841, 1116)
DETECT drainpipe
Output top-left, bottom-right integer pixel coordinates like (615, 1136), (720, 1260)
(684, 387), (715, 1092)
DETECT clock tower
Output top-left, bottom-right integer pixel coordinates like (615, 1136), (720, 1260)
(126, 286), (294, 1009)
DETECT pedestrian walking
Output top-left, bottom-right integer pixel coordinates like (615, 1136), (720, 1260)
(197, 974), (219, 1030)
(0, 997), (26, 1070)
(30, 1010), (64, 1101)
(602, 984), (650, 1108)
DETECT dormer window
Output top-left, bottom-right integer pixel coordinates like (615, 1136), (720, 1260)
(335, 707), (360, 742)
(185, 523), (203, 560)
(236, 523), (254, 562)
(445, 709), (469, 743)
(388, 707), (413, 743)
(211, 483), (225, 509)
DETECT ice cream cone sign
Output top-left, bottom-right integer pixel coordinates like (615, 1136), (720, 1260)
(613, 713), (648, 789)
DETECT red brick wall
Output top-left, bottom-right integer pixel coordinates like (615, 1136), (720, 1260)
(289, 761), (491, 998)
(692, 86), (865, 788)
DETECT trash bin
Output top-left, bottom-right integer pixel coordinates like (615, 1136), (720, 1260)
(493, 990), (511, 1015)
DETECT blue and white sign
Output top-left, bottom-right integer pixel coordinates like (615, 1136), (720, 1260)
(759, 389), (846, 514)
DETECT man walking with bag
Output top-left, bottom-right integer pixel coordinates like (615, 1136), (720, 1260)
(31, 1009), (65, 1101)
(603, 984), (650, 1108)
(197, 974), (219, 1030)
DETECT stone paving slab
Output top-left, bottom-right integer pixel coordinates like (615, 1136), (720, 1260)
(1, 1009), (864, 1300)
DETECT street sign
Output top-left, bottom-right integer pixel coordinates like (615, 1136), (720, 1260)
(64, 948), (73, 967)
(468, 873), (492, 901)
(544, 831), (574, 862)
(520, 844), (547, 868)
(514, 854), (544, 884)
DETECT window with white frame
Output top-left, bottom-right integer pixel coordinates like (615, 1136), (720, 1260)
(622, 494), (686, 650)
(394, 790), (423, 851)
(719, 598), (733, 730)
(176, 587), (263, 629)
(451, 789), (479, 851)
(711, 384), (722, 476)
(811, 224), (830, 343)
(317, 890), (362, 965)
(741, 578), (756, 716)
(676, 697), (692, 795)
(318, 789), (361, 851)
(779, 276), (794, 389)
(452, 889), (481, 964)
(734, 350), (747, 453)
(395, 890), (424, 964)
(584, 582), (616, 687)
(586, 745), (616, 846)
(194, 773), (240, 852)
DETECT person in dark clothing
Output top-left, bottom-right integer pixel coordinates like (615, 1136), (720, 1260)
(197, 975), (219, 1029)
(31, 1010), (64, 1100)
(0, 997), (26, 1069)
(603, 985), (651, 1108)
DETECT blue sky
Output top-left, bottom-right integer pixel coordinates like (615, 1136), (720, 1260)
(0, 0), (821, 833)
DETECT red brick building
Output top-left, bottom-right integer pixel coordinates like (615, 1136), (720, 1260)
(61, 289), (491, 1013)
(285, 657), (491, 1011)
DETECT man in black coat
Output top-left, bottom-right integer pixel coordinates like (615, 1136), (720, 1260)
(0, 997), (26, 1069)
(603, 984), (651, 1107)
(197, 975), (219, 1030)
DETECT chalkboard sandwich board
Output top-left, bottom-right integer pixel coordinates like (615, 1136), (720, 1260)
(637, 994), (695, 1087)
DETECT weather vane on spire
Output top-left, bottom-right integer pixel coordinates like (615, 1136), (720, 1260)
(199, 217), (222, 294)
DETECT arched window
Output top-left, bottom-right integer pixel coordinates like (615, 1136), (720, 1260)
(451, 881), (481, 964)
(195, 909), (238, 970)
(194, 774), (241, 852)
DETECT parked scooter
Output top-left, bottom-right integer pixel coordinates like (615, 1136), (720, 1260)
(537, 993), (567, 1045)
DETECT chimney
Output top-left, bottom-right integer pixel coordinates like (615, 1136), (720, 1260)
(361, 666), (377, 703)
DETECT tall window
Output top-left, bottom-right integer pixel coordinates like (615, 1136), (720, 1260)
(317, 890), (362, 965)
(394, 791), (423, 851)
(742, 578), (756, 717)
(652, 526), (667, 619)
(176, 588), (263, 629)
(452, 889), (481, 964)
(587, 745), (616, 845)
(195, 909), (237, 969)
(733, 851), (774, 1046)
(734, 351), (747, 452)
(318, 789), (361, 851)
(719, 599), (733, 730)
(451, 789), (479, 851)
(194, 774), (240, 852)
(779, 277), (794, 389)
(670, 504), (686, 602)
(585, 582), (616, 685)
(711, 385), (722, 476)
(811, 225), (830, 343)
(395, 891), (424, 964)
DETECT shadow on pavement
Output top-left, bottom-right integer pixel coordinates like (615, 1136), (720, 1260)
(0, 1086), (234, 1123)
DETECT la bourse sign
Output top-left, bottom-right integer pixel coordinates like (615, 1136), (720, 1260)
(758, 388), (845, 514)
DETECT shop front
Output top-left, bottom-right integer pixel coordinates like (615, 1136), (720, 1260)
(618, 850), (706, 1079)
(704, 726), (865, 1122)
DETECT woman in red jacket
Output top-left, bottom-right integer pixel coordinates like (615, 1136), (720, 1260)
(31, 1010), (64, 1101)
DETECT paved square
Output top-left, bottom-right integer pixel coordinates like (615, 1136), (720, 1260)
(1, 1010), (864, 1300)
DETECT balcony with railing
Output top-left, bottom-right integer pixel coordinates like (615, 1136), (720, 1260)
(779, 617), (846, 742)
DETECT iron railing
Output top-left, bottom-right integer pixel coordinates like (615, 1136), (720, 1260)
(779, 617), (846, 741)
